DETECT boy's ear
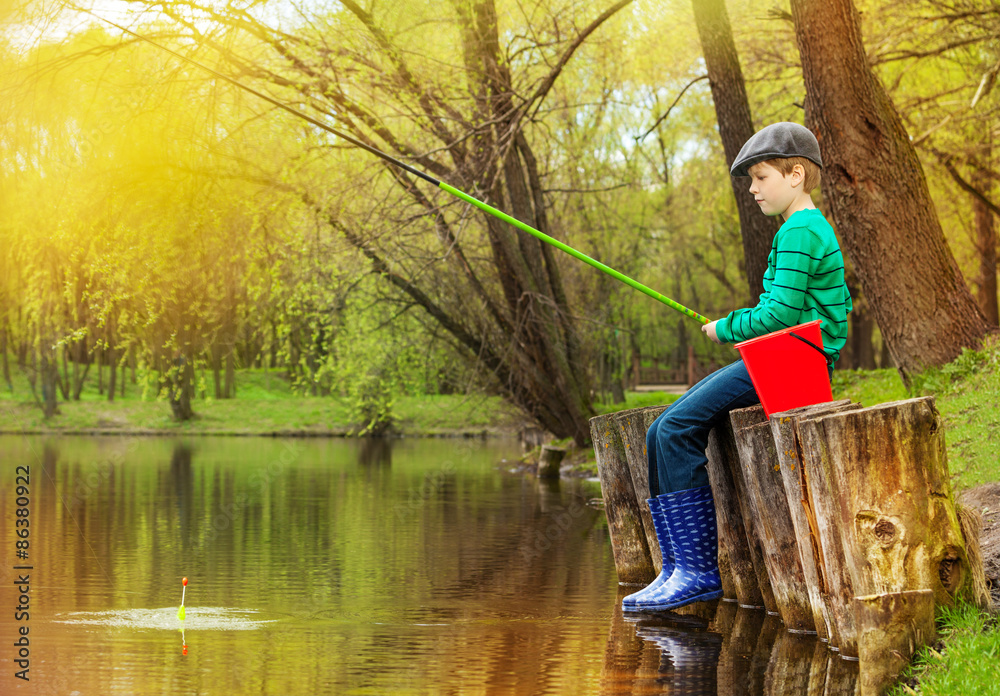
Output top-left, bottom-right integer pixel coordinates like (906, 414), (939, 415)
(790, 163), (806, 187)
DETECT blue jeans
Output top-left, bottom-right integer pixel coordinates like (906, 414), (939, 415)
(646, 359), (760, 496)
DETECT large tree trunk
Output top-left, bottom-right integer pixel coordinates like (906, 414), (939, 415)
(691, 0), (781, 304)
(791, 0), (988, 373)
(973, 158), (998, 325)
(167, 354), (195, 421)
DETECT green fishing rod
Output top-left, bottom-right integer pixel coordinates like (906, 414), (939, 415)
(89, 13), (710, 326)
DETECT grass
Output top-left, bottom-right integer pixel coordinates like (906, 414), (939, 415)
(0, 366), (523, 436)
(891, 604), (1000, 696)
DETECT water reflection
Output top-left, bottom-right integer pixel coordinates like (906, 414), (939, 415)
(603, 592), (860, 696)
(0, 435), (862, 695)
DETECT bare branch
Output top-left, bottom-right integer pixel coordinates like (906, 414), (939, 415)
(636, 75), (710, 142)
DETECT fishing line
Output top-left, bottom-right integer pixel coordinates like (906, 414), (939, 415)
(83, 11), (710, 325)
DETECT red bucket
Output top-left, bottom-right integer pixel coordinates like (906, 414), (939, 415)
(734, 319), (833, 418)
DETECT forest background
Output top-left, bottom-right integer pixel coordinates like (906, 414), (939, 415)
(0, 0), (997, 439)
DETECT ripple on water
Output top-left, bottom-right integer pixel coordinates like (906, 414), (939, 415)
(53, 607), (280, 631)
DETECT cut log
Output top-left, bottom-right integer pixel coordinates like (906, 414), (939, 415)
(590, 412), (655, 583)
(707, 415), (776, 610)
(791, 403), (862, 658)
(537, 444), (566, 478)
(854, 590), (936, 696)
(615, 405), (669, 572)
(769, 400), (861, 645)
(798, 397), (977, 606)
(731, 404), (816, 633)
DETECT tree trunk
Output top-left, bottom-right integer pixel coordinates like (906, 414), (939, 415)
(224, 350), (235, 398)
(692, 0), (781, 304)
(40, 344), (59, 419)
(106, 345), (116, 403)
(212, 346), (223, 399)
(71, 339), (90, 401)
(974, 160), (998, 325)
(791, 0), (988, 373)
(167, 354), (196, 421)
(0, 322), (10, 391)
(59, 344), (71, 400)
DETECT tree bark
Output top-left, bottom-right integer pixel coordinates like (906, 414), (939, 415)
(106, 345), (116, 403)
(692, 0), (781, 304)
(0, 322), (9, 391)
(167, 354), (195, 421)
(974, 159), (998, 325)
(791, 0), (988, 373)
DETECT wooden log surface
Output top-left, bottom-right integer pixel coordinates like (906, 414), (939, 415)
(537, 444), (566, 478)
(854, 590), (936, 696)
(799, 397), (974, 606)
(707, 406), (779, 613)
(615, 405), (668, 573)
(769, 400), (860, 644)
(793, 402), (861, 658)
(731, 404), (816, 633)
(590, 412), (655, 584)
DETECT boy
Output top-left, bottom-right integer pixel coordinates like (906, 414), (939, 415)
(623, 122), (852, 612)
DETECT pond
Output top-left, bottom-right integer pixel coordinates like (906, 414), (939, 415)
(0, 435), (857, 695)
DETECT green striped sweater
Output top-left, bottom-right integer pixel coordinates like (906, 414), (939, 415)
(716, 208), (852, 361)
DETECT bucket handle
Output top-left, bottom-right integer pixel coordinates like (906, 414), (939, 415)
(789, 331), (834, 369)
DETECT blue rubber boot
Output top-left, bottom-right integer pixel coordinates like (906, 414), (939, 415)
(621, 498), (675, 611)
(634, 485), (722, 611)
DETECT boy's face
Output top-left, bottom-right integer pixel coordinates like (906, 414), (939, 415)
(747, 161), (802, 218)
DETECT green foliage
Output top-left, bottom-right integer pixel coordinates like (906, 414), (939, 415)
(594, 390), (682, 414)
(889, 603), (1000, 696)
(831, 368), (909, 406)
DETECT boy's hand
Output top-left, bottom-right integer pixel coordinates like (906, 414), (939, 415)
(702, 320), (722, 345)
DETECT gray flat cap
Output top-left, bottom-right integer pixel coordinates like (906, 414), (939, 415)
(730, 122), (823, 177)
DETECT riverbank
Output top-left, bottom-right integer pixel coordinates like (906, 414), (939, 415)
(0, 368), (533, 436)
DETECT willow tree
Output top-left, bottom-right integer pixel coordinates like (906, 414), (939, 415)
(791, 0), (989, 373)
(106, 0), (633, 443)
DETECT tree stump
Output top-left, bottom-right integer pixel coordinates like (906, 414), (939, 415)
(769, 400), (861, 645)
(798, 397), (976, 606)
(590, 412), (655, 584)
(537, 444), (566, 478)
(731, 404), (817, 633)
(707, 408), (778, 612)
(854, 590), (936, 696)
(615, 405), (668, 572)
